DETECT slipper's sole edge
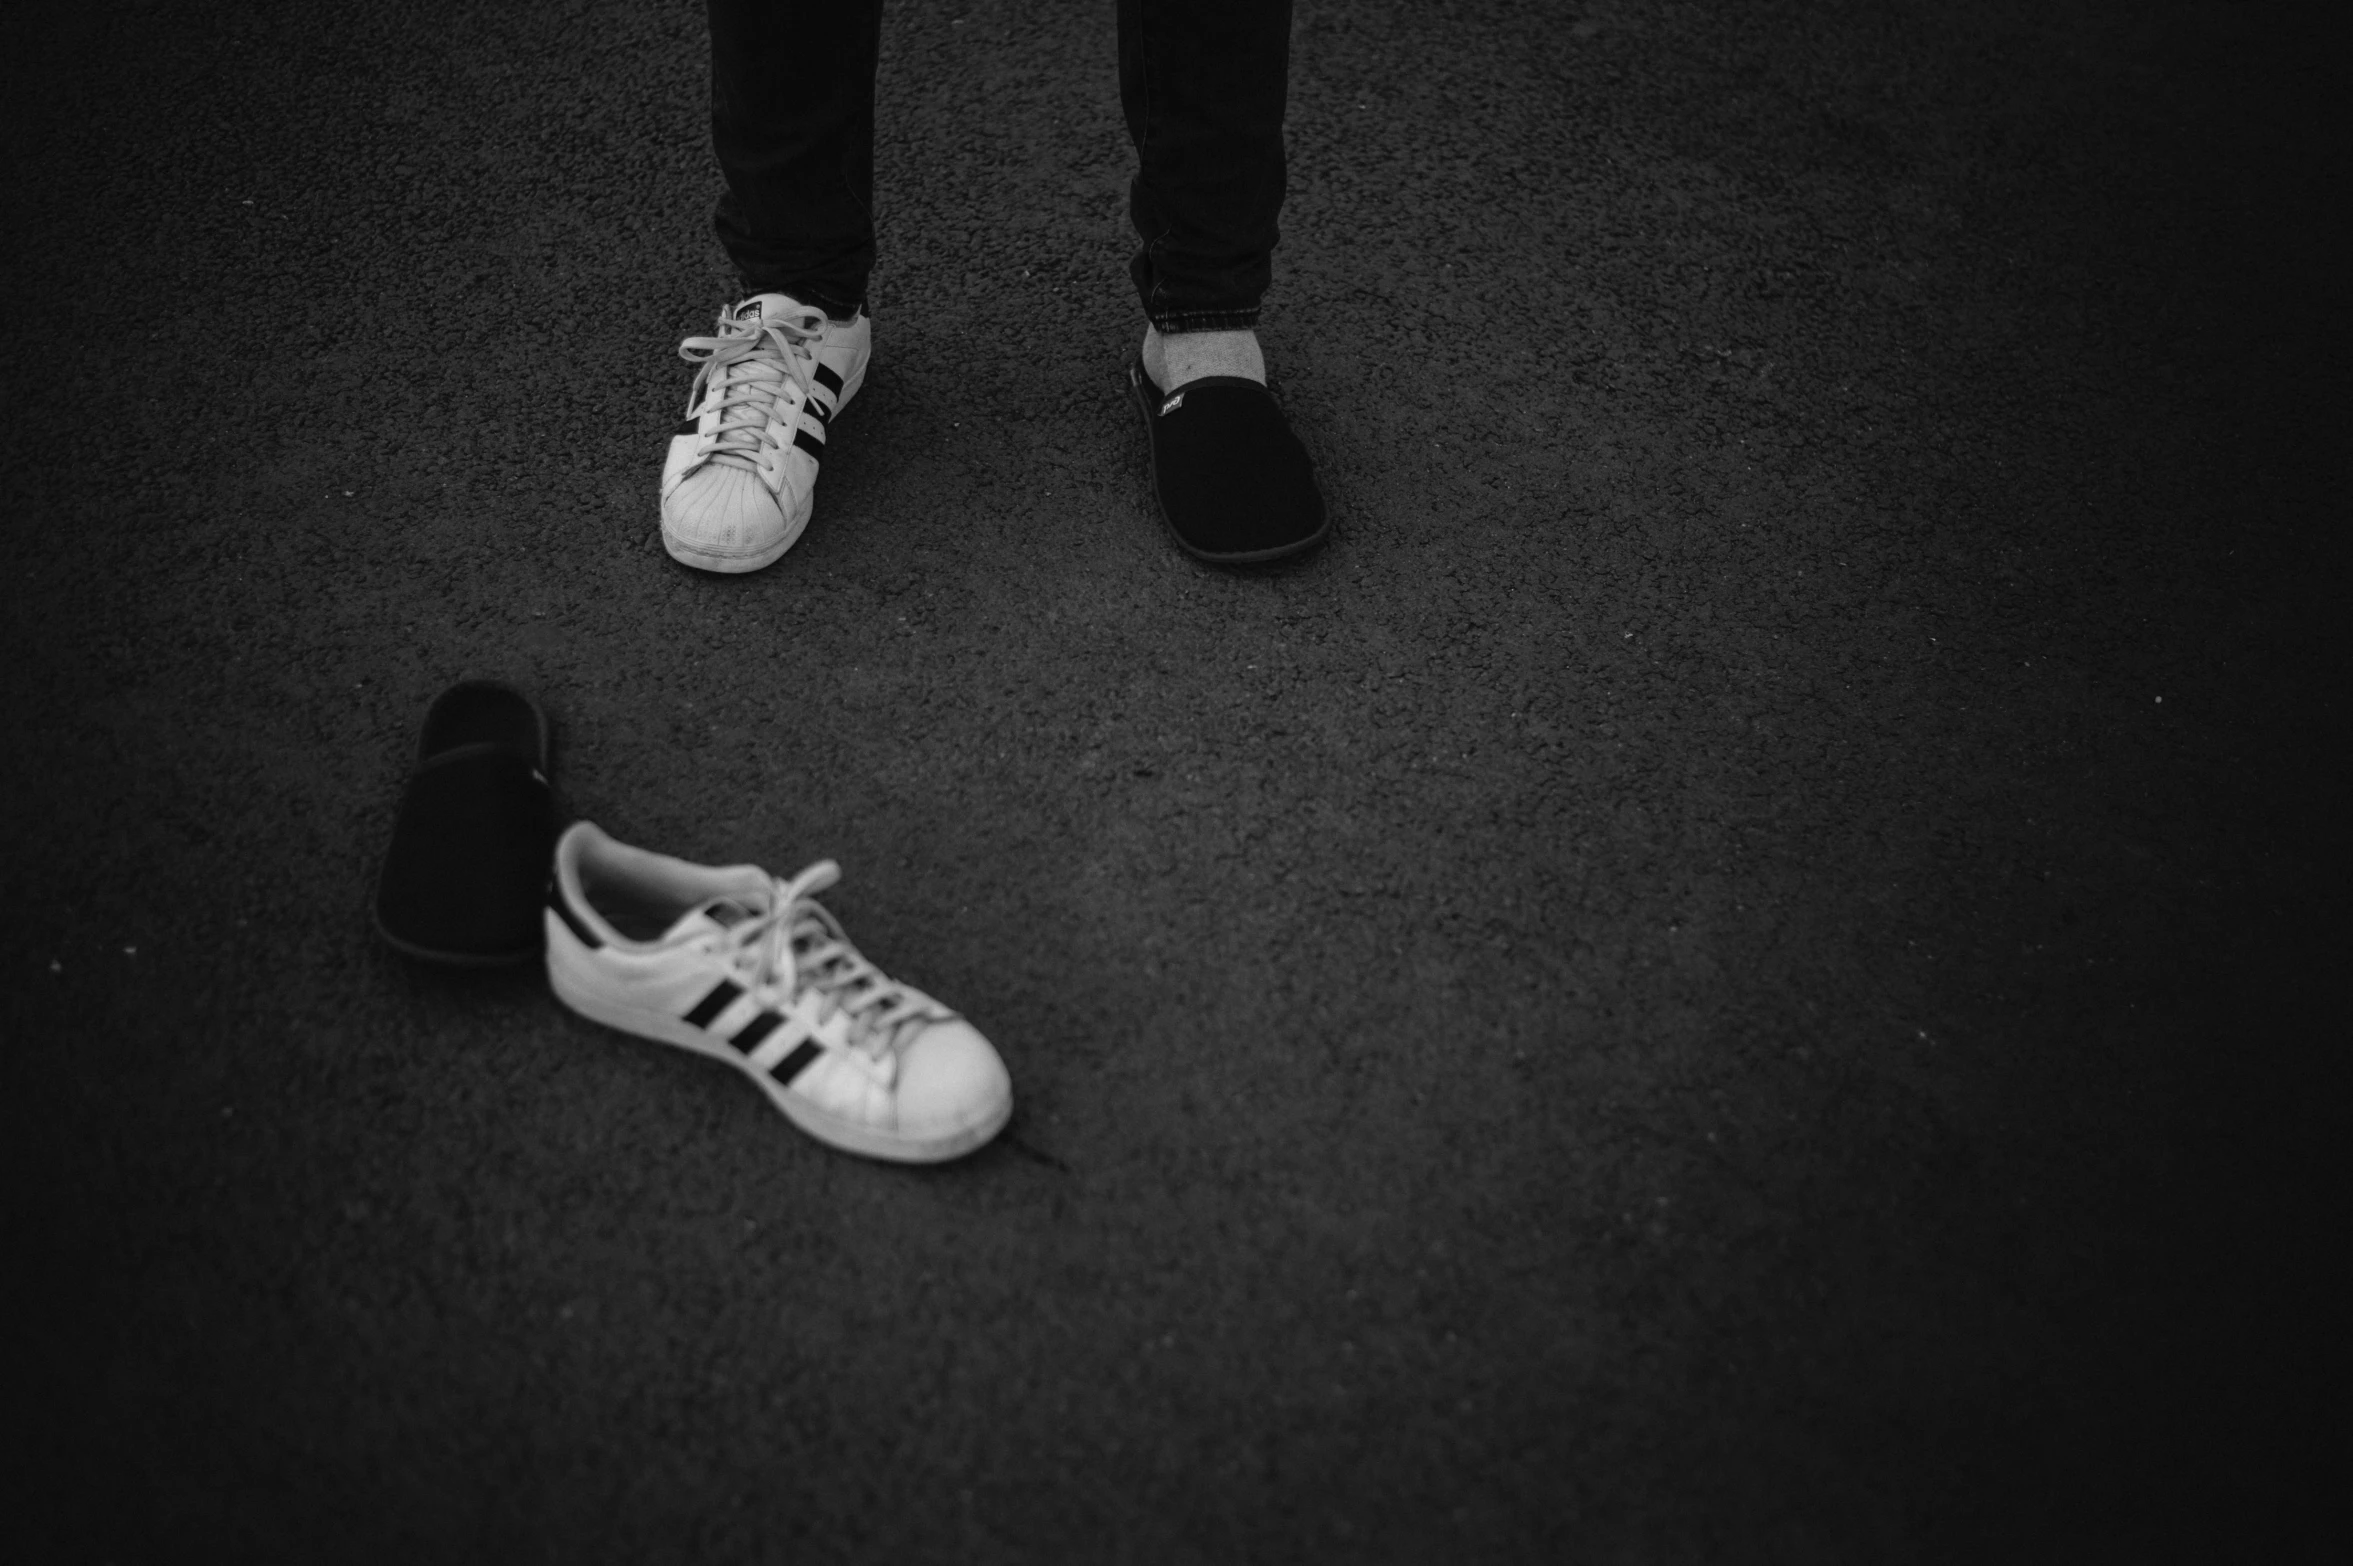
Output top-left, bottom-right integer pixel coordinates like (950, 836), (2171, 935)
(1169, 523), (1334, 565)
(373, 914), (543, 968)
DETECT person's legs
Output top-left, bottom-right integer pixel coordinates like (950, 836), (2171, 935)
(1118, 0), (1292, 388)
(659, 0), (885, 573)
(708, 0), (886, 319)
(1118, 0), (1325, 562)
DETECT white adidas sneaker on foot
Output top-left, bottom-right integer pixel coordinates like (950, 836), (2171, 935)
(545, 821), (1011, 1163)
(660, 294), (872, 573)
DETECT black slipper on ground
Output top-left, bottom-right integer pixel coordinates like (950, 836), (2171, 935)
(373, 680), (556, 966)
(1129, 359), (1329, 563)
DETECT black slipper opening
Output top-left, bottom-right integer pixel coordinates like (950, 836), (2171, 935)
(418, 680), (546, 764)
(375, 681), (556, 966)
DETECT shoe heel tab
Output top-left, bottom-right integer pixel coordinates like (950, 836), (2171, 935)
(556, 818), (611, 852)
(546, 876), (606, 951)
(548, 820), (615, 950)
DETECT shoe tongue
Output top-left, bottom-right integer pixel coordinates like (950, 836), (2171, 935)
(738, 293), (812, 329)
(661, 895), (763, 944)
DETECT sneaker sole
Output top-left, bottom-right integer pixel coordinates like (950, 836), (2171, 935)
(547, 956), (1009, 1163)
(661, 510), (807, 574)
(659, 359), (870, 575)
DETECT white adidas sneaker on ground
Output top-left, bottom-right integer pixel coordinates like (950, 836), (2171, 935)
(545, 821), (1011, 1163)
(659, 294), (872, 573)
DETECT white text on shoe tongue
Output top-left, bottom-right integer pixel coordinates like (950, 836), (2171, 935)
(741, 294), (814, 327)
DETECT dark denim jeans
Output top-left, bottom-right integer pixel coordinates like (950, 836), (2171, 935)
(707, 0), (1292, 331)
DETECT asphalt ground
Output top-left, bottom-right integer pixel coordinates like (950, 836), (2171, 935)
(3, 1), (2342, 1559)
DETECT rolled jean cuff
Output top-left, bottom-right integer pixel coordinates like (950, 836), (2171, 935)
(1151, 307), (1262, 334)
(737, 274), (864, 318)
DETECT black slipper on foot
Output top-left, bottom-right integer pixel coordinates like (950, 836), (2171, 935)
(373, 681), (556, 966)
(1129, 359), (1329, 563)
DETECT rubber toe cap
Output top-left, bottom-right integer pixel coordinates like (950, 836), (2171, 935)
(662, 462), (787, 560)
(895, 1020), (1013, 1145)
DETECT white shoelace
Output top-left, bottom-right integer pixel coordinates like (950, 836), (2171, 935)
(676, 303), (826, 472)
(712, 861), (943, 1059)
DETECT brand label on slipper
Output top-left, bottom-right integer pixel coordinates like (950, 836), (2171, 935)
(1160, 392), (1185, 416)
